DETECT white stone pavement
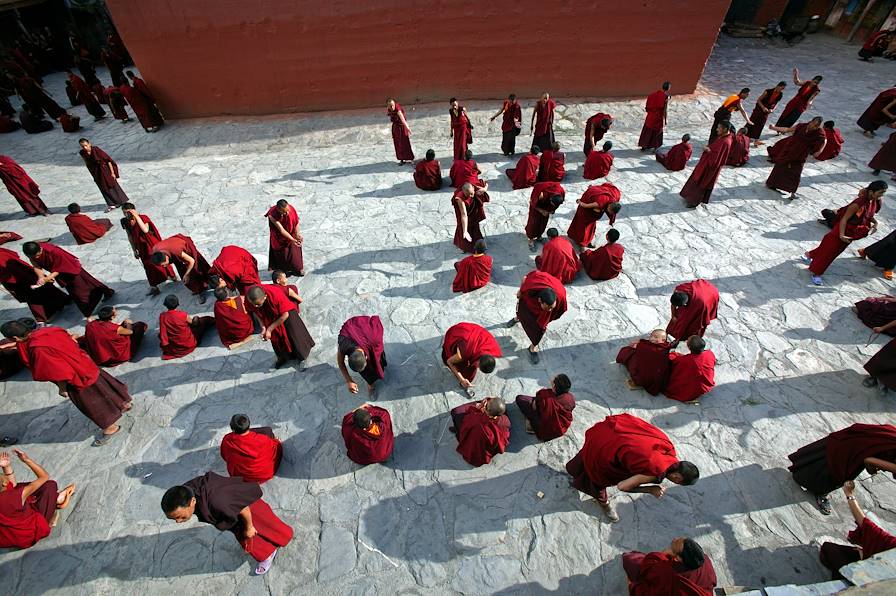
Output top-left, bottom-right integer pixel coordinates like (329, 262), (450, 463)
(0, 32), (895, 595)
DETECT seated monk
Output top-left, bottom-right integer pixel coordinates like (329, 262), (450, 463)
(271, 270), (302, 309)
(58, 113), (81, 133)
(212, 288), (254, 349)
(535, 228), (580, 284)
(0, 114), (22, 134)
(515, 373), (576, 441)
(583, 141), (614, 180)
(616, 329), (673, 396)
(725, 127), (750, 167)
(656, 134), (693, 171)
(0, 448), (76, 549)
(220, 414), (283, 483)
(413, 149), (442, 191)
(450, 397), (510, 467)
(337, 315), (387, 395)
(538, 141), (565, 182)
(158, 294), (216, 360)
(19, 104), (53, 134)
(623, 537), (717, 595)
(664, 336), (716, 403)
(816, 120), (844, 161)
(341, 403), (394, 465)
(505, 146), (540, 190)
(64, 203), (112, 245)
(581, 229), (625, 280)
(442, 321), (502, 395)
(449, 150), (481, 189)
(82, 305), (147, 366)
(452, 239), (492, 293)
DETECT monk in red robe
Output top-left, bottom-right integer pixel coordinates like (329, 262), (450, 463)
(210, 245), (261, 294)
(583, 141), (614, 179)
(766, 116), (827, 199)
(870, 129), (896, 178)
(212, 288), (254, 349)
(65, 203), (112, 245)
(442, 322), (502, 395)
(449, 99), (473, 160)
(858, 87), (896, 136)
(567, 183), (622, 248)
(452, 182), (489, 253)
(451, 397), (510, 467)
(265, 199), (304, 276)
(125, 71), (165, 127)
(413, 149), (442, 190)
(775, 69), (821, 127)
(220, 414), (282, 483)
(803, 182), (885, 286)
(246, 285), (315, 368)
(58, 111), (81, 133)
(452, 239), (492, 293)
(0, 248), (69, 322)
(656, 135), (693, 171)
(709, 89), (752, 143)
(341, 404), (394, 465)
(450, 150), (482, 189)
(104, 86), (129, 122)
(121, 204), (174, 295)
(584, 112), (614, 155)
(515, 374), (575, 441)
(386, 98), (413, 163)
(0, 115), (21, 134)
(65, 72), (105, 120)
(815, 121), (844, 161)
(126, 71), (159, 104)
(65, 80), (80, 106)
(820, 481), (896, 580)
(23, 241), (114, 317)
(506, 146), (540, 189)
(536, 229), (580, 284)
(538, 142), (565, 182)
(119, 80), (163, 132)
(638, 82), (670, 152)
(616, 329), (673, 395)
(0, 449), (75, 549)
(162, 472), (293, 575)
(860, 29), (895, 61)
(581, 229), (624, 280)
(788, 423), (896, 514)
(158, 294), (215, 359)
(271, 270), (302, 310)
(506, 270), (567, 364)
(490, 93), (522, 155)
(151, 234), (212, 300)
(82, 305), (146, 367)
(525, 181), (565, 249)
(338, 315), (387, 395)
(664, 336), (716, 403)
(745, 82), (786, 146)
(726, 128), (750, 166)
(531, 92), (556, 151)
(623, 537), (717, 596)
(566, 413), (700, 521)
(680, 122), (734, 207)
(666, 279), (719, 341)
(1, 321), (132, 445)
(0, 155), (48, 216)
(79, 139), (128, 211)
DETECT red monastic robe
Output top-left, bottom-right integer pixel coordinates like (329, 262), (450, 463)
(525, 181), (565, 239)
(265, 204), (304, 275)
(450, 159), (480, 189)
(725, 132), (750, 166)
(387, 103), (414, 161)
(584, 112), (613, 154)
(667, 279), (719, 340)
(452, 254), (492, 293)
(119, 83), (163, 130)
(656, 142), (692, 172)
(69, 74), (105, 118)
(627, 551), (717, 596)
(808, 190), (881, 276)
(532, 388), (576, 441)
(583, 150), (613, 180)
(159, 310), (199, 359)
(65, 213), (112, 245)
(123, 214), (174, 287)
(664, 351), (716, 402)
(816, 128), (844, 161)
(766, 123), (826, 193)
(83, 319), (136, 366)
(341, 406), (394, 465)
(0, 247), (69, 322)
(858, 88), (896, 133)
(246, 284), (315, 361)
(680, 134), (733, 206)
(151, 234), (211, 294)
(413, 159), (442, 191)
(441, 322), (502, 382)
(211, 245), (261, 294)
(31, 243), (113, 317)
(536, 236), (580, 284)
(616, 339), (673, 396)
(455, 403), (511, 467)
(581, 243), (624, 280)
(452, 189), (487, 253)
(638, 90), (668, 150)
(506, 153), (540, 190)
(214, 296), (254, 347)
(567, 183), (621, 247)
(339, 315), (386, 382)
(869, 131), (896, 173)
(220, 427), (283, 483)
(0, 155), (48, 216)
(517, 271), (568, 345)
(0, 482), (53, 549)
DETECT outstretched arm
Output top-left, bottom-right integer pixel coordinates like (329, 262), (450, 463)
(842, 481), (866, 526)
(617, 473), (665, 497)
(15, 449), (50, 501)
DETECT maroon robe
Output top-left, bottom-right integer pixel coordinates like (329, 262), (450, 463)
(624, 551), (717, 596)
(449, 107), (472, 160)
(766, 123), (826, 193)
(680, 134), (733, 206)
(525, 181), (565, 239)
(656, 142), (693, 171)
(119, 83), (163, 130)
(535, 236), (580, 284)
(638, 91), (668, 150)
(68, 74), (105, 119)
(65, 213), (112, 245)
(265, 204), (304, 275)
(808, 190), (881, 276)
(450, 159), (481, 189)
(816, 128), (843, 161)
(0, 155), (48, 216)
(726, 132), (750, 166)
(0, 481), (56, 549)
(58, 113), (81, 133)
(0, 248), (69, 322)
(159, 310), (215, 360)
(820, 518), (896, 579)
(31, 243), (113, 317)
(338, 315), (386, 383)
(80, 146), (128, 208)
(453, 402), (511, 467)
(123, 214), (174, 287)
(567, 183), (621, 247)
(538, 150), (565, 182)
(664, 351), (716, 402)
(776, 81), (818, 127)
(151, 235), (211, 294)
(452, 188), (487, 253)
(746, 87), (783, 140)
(0, 115), (21, 134)
(858, 88), (896, 133)
(105, 87), (129, 121)
(246, 284), (315, 362)
(518, 388), (576, 441)
(441, 322), (502, 382)
(667, 279), (719, 340)
(516, 271), (568, 345)
(83, 319), (146, 366)
(616, 339), (673, 395)
(869, 131), (896, 173)
(585, 112), (613, 154)
(341, 406), (394, 465)
(211, 245), (261, 294)
(506, 153), (540, 190)
(532, 98), (556, 150)
(452, 253), (492, 293)
(213, 296), (254, 347)
(581, 242), (624, 280)
(855, 296), (896, 335)
(865, 336), (896, 390)
(583, 150), (613, 180)
(387, 103), (414, 161)
(413, 159), (442, 190)
(220, 427), (282, 483)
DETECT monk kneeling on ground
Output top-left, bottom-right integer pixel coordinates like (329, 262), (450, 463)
(220, 414), (282, 484)
(158, 294), (216, 360)
(450, 397), (510, 467)
(616, 329), (673, 395)
(665, 336), (716, 403)
(622, 537), (717, 595)
(515, 374), (576, 441)
(82, 305), (147, 366)
(341, 403), (394, 465)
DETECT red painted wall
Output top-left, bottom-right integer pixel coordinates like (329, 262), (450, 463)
(105, 0), (730, 119)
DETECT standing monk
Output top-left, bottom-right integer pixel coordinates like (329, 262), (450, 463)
(857, 86), (896, 136)
(386, 98), (414, 164)
(709, 89), (752, 143)
(220, 414), (282, 483)
(125, 71), (165, 127)
(531, 92), (556, 152)
(567, 183), (622, 249)
(623, 537), (717, 595)
(525, 181), (565, 250)
(506, 146), (540, 190)
(506, 270), (567, 364)
(23, 241), (114, 317)
(449, 98), (473, 161)
(119, 80), (163, 132)
(584, 112), (614, 155)
(211, 245), (261, 294)
(616, 329), (673, 395)
(566, 413), (700, 522)
(65, 71), (105, 120)
(1, 321), (132, 446)
(452, 182), (489, 253)
(151, 234), (212, 301)
(442, 322), (502, 396)
(0, 247), (69, 322)
(775, 69), (822, 128)
(450, 397), (510, 467)
(265, 199), (304, 276)
(536, 228), (580, 284)
(341, 404), (394, 465)
(337, 315), (387, 395)
(0, 155), (48, 216)
(638, 82), (670, 152)
(79, 139), (128, 212)
(766, 116), (827, 199)
(869, 131), (896, 177)
(490, 93), (522, 155)
(666, 279), (719, 342)
(680, 122), (734, 207)
(162, 473), (293, 576)
(413, 149), (442, 190)
(515, 374), (575, 441)
(64, 203), (112, 245)
(745, 81), (786, 147)
(121, 204), (174, 296)
(82, 305), (147, 367)
(655, 135), (693, 171)
(212, 288), (254, 349)
(452, 239), (492, 293)
(246, 285), (315, 369)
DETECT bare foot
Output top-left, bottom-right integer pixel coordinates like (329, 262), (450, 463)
(56, 483), (76, 509)
(625, 378), (640, 390)
(227, 336), (255, 350)
(122, 402), (132, 412)
(49, 510), (60, 527)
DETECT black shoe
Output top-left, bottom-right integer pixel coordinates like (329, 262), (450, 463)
(528, 349), (540, 364)
(863, 376), (879, 388)
(197, 293), (207, 305)
(505, 318), (518, 328)
(873, 169), (881, 176)
(0, 436), (18, 447)
(815, 494), (832, 515)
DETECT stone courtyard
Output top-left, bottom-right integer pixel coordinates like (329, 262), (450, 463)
(1, 32), (895, 595)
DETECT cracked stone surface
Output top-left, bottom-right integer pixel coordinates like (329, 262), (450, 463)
(1, 33), (896, 595)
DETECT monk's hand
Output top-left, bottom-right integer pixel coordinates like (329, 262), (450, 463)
(294, 234), (303, 246)
(649, 485), (665, 499)
(839, 235), (853, 243)
(0, 452), (9, 468)
(347, 381), (359, 394)
(262, 328), (272, 341)
(244, 524), (257, 539)
(12, 448), (28, 462)
(458, 378), (472, 389)
(463, 231), (472, 242)
(843, 480), (856, 497)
